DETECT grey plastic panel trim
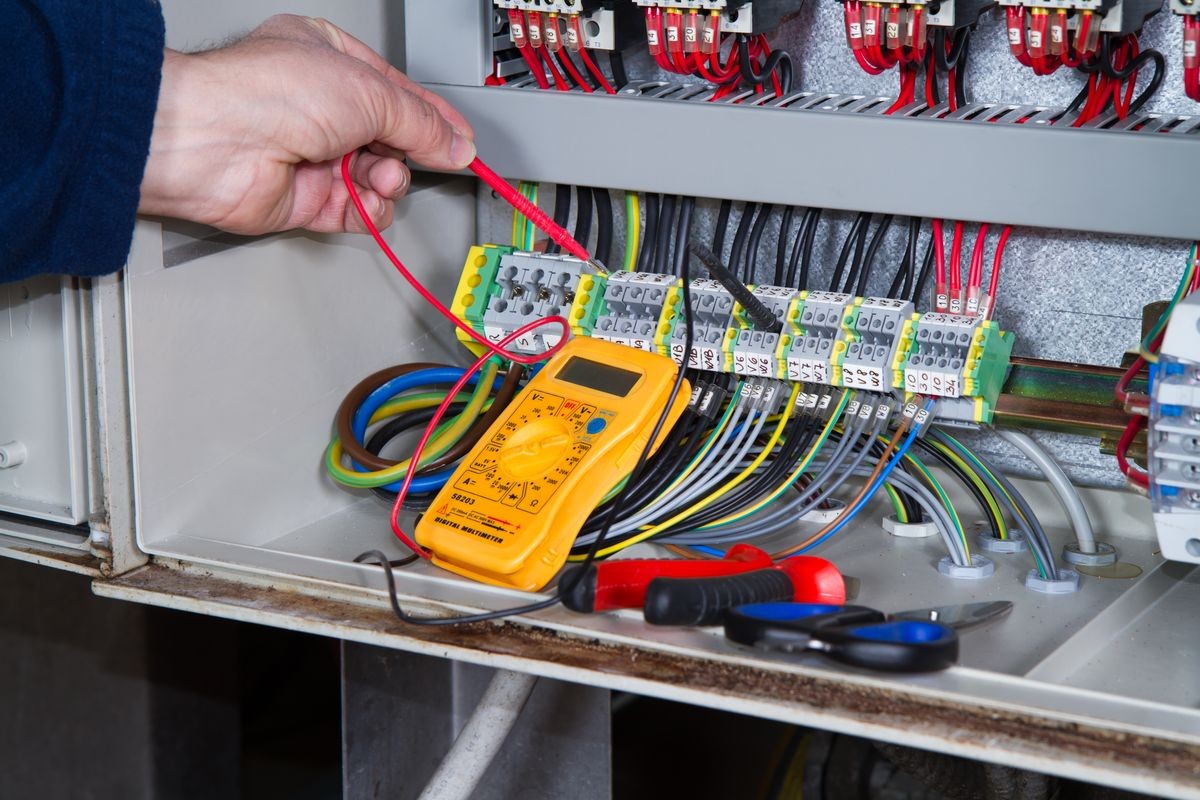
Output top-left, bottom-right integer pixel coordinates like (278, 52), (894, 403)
(431, 83), (1200, 240)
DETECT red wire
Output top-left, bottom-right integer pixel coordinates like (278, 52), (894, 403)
(949, 221), (964, 306)
(1116, 415), (1150, 487)
(932, 218), (946, 302)
(338, 153), (587, 359)
(577, 45), (616, 94)
(519, 45), (550, 89)
(987, 224), (1012, 304)
(385, 317), (569, 556)
(968, 223), (989, 292)
(555, 48), (593, 92)
(538, 45), (568, 91)
(468, 158), (593, 263)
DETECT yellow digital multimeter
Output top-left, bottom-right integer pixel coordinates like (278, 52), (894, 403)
(415, 338), (691, 592)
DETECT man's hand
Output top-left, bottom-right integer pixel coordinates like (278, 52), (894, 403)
(139, 15), (475, 235)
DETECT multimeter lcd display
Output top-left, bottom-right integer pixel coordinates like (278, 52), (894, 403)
(555, 357), (641, 397)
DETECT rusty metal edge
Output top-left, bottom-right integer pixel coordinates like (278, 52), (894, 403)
(95, 563), (1200, 799)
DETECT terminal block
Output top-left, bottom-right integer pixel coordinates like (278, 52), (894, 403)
(1172, 0), (1200, 14)
(494, 1), (633, 52)
(669, 279), (737, 372)
(841, 297), (915, 392)
(997, 0), (1160, 35)
(593, 271), (681, 356)
(1149, 292), (1200, 564)
(630, 0), (799, 34)
(896, 312), (1013, 424)
(782, 291), (857, 387)
(451, 246), (607, 357)
(728, 285), (799, 379)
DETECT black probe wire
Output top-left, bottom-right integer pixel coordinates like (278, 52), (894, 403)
(690, 244), (781, 332)
(592, 188), (613, 267)
(744, 203), (774, 284)
(735, 35), (793, 94)
(774, 206), (796, 286)
(829, 213), (867, 292)
(714, 199), (734, 258)
(546, 184), (572, 254)
(573, 185), (594, 253)
(933, 28), (969, 71)
(854, 214), (894, 296)
(637, 194), (660, 272)
(355, 205), (697, 625)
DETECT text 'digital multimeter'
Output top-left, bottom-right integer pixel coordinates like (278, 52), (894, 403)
(415, 337), (691, 592)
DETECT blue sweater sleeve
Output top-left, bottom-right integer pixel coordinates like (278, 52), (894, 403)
(1, 0), (165, 282)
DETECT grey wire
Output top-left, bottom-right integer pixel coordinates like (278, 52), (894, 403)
(931, 431), (1059, 580)
(999, 430), (1096, 555)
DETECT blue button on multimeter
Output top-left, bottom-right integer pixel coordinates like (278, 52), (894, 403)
(586, 417), (607, 435)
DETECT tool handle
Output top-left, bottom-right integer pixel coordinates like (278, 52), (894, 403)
(724, 603), (883, 647)
(818, 622), (959, 673)
(644, 568), (795, 626)
(560, 544), (772, 613)
(778, 556), (848, 605)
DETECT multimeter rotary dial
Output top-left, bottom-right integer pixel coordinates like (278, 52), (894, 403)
(498, 418), (573, 478)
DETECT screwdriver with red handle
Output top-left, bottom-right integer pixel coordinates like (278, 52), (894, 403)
(560, 545), (847, 626)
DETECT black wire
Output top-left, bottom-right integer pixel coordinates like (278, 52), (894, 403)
(774, 206), (796, 286)
(366, 403), (469, 510)
(798, 208), (822, 290)
(1097, 41), (1165, 116)
(573, 185), (593, 252)
(934, 27), (969, 71)
(914, 439), (1000, 540)
(729, 202), (758, 288)
(744, 203), (773, 284)
(838, 213), (871, 294)
(829, 213), (867, 292)
(608, 50), (628, 89)
(953, 32), (970, 109)
(887, 218), (917, 299)
(714, 199), (733, 257)
(637, 194), (660, 272)
(592, 187), (613, 267)
(784, 209), (809, 288)
(654, 195), (678, 276)
(735, 34), (791, 92)
(910, 232), (936, 307)
(355, 204), (697, 626)
(855, 214), (893, 297)
(547, 184), (572, 254)
(925, 48), (941, 106)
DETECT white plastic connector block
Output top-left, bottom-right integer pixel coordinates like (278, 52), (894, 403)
(1025, 568), (1081, 594)
(937, 555), (995, 579)
(882, 514), (939, 538)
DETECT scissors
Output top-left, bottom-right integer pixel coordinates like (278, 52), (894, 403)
(724, 601), (1013, 673)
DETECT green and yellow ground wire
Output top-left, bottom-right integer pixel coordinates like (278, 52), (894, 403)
(325, 361), (499, 489)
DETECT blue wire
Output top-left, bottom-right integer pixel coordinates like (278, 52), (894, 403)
(691, 545), (726, 558)
(349, 367), (503, 494)
(786, 401), (932, 557)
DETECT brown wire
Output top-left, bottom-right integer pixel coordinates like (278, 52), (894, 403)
(768, 413), (915, 560)
(334, 362), (449, 472)
(335, 362), (524, 473)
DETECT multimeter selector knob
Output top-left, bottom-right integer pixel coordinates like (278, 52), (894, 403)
(499, 418), (573, 478)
